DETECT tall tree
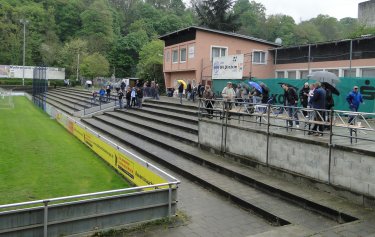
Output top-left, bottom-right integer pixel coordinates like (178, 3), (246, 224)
(80, 52), (110, 78)
(195, 0), (240, 31)
(80, 0), (115, 54)
(137, 39), (164, 84)
(234, 0), (266, 37)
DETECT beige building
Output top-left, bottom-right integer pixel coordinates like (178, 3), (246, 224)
(159, 26), (279, 88)
(160, 26), (375, 88)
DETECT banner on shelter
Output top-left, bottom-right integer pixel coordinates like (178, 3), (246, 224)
(212, 54), (244, 80)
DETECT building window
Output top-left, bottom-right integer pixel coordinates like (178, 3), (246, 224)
(211, 46), (227, 60)
(180, 48), (186, 63)
(362, 68), (375, 77)
(300, 70), (309, 79)
(165, 51), (170, 62)
(288, 71), (296, 79)
(343, 69), (356, 77)
(276, 71), (285, 78)
(172, 50), (178, 63)
(326, 69), (339, 77)
(253, 51), (266, 64)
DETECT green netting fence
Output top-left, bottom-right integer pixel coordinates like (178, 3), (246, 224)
(212, 78), (375, 113)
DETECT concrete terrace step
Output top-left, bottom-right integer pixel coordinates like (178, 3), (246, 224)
(46, 92), (92, 108)
(128, 106), (198, 125)
(48, 90), (93, 102)
(142, 102), (198, 116)
(81, 118), (347, 230)
(54, 87), (118, 100)
(114, 109), (198, 134)
(34, 95), (75, 115)
(144, 98), (198, 110)
(97, 112), (198, 145)
(91, 111), (360, 223)
(42, 94), (82, 111)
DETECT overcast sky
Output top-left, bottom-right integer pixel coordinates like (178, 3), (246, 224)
(256, 0), (365, 23)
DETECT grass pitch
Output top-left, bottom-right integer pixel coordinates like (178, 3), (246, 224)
(0, 96), (129, 205)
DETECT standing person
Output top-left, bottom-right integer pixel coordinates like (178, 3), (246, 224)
(118, 90), (124, 109)
(346, 85), (363, 124)
(186, 82), (192, 101)
(299, 82), (310, 117)
(282, 84), (299, 128)
(155, 83), (160, 100)
(125, 87), (132, 108)
(99, 87), (106, 103)
(221, 82), (235, 120)
(260, 83), (269, 104)
(322, 84), (335, 130)
(203, 85), (214, 118)
(178, 82), (184, 104)
(309, 82), (326, 136)
(91, 91), (98, 104)
(106, 85), (111, 102)
(137, 87), (143, 108)
(120, 80), (126, 91)
(131, 87), (136, 107)
(197, 83), (203, 98)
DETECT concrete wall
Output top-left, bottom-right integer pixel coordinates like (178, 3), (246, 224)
(331, 149), (375, 197)
(199, 120), (375, 199)
(0, 189), (177, 237)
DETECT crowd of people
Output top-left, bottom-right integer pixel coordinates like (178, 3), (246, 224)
(91, 79), (161, 109)
(193, 80), (364, 136)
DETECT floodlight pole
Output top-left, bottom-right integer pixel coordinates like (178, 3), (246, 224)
(76, 53), (80, 82)
(20, 19), (29, 86)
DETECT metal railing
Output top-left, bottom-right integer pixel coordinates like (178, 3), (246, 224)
(198, 98), (375, 146)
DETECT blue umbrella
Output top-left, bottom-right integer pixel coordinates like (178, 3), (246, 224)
(248, 81), (263, 93)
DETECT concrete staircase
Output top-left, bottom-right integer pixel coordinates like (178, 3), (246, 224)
(34, 87), (117, 116)
(81, 98), (369, 233)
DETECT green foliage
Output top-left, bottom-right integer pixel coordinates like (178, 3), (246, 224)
(0, 97), (128, 204)
(195, 0), (240, 31)
(80, 52), (110, 78)
(137, 39), (164, 83)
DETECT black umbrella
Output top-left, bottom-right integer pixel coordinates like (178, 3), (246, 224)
(322, 82), (340, 95)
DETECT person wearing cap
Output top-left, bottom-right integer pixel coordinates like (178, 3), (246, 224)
(221, 82), (235, 119)
(299, 82), (310, 117)
(346, 86), (363, 124)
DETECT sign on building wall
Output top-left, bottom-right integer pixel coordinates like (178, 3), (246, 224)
(0, 65), (65, 79)
(212, 54), (244, 79)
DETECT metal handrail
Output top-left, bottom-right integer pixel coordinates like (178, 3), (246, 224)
(0, 182), (178, 209)
(198, 98), (375, 143)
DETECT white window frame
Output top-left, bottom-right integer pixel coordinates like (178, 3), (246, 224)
(172, 49), (178, 64)
(252, 50), (267, 65)
(210, 45), (228, 61)
(180, 47), (187, 63)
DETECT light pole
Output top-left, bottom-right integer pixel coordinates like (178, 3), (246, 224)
(76, 53), (80, 82)
(20, 19), (29, 86)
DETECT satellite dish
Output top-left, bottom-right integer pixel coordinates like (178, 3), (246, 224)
(275, 38), (282, 45)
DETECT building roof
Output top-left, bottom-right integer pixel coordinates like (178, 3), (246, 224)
(270, 35), (375, 51)
(159, 26), (280, 47)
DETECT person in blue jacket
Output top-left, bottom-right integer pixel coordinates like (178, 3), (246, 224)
(346, 86), (363, 124)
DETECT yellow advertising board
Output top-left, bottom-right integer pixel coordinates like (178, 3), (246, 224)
(71, 123), (167, 187)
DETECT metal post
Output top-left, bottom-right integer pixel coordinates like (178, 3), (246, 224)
(308, 45), (311, 73)
(43, 200), (49, 237)
(168, 184), (172, 218)
(328, 109), (334, 184)
(76, 53), (80, 82)
(20, 19), (29, 86)
(266, 104), (271, 166)
(220, 101), (225, 153)
(349, 40), (353, 76)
